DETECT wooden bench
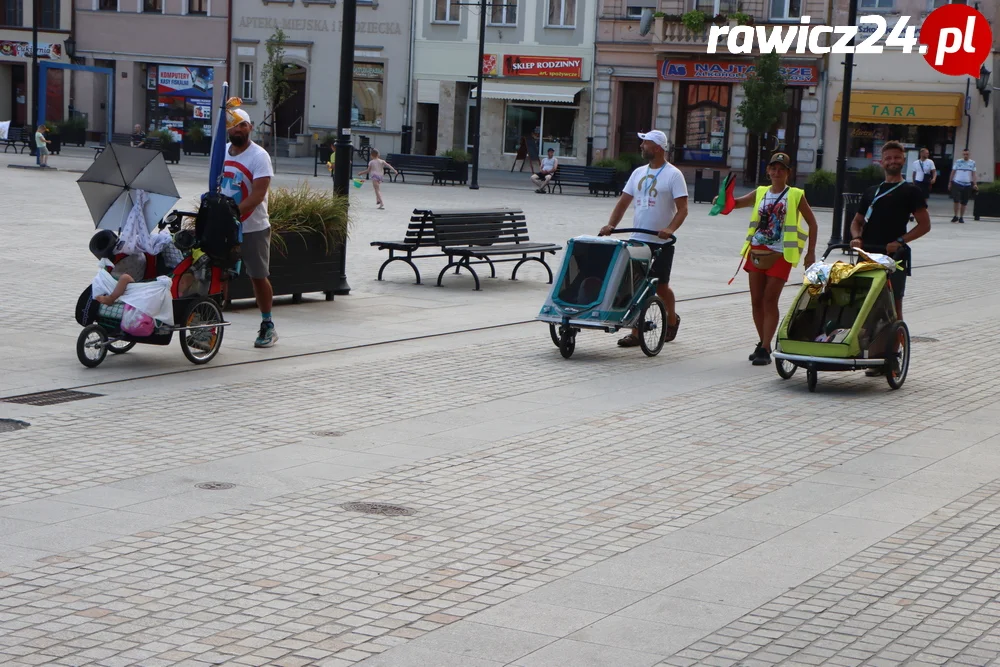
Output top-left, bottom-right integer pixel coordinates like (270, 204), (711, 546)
(548, 165), (618, 197)
(2, 127), (32, 154)
(92, 133), (162, 158)
(370, 208), (562, 290)
(384, 154), (455, 185)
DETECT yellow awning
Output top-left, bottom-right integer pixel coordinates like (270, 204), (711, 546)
(832, 91), (964, 127)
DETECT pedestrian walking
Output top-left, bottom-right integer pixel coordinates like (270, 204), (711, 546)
(357, 149), (397, 210)
(849, 140), (931, 332)
(219, 108), (278, 348)
(531, 148), (559, 193)
(721, 152), (818, 366)
(598, 130), (686, 347)
(34, 124), (50, 168)
(949, 149), (977, 223)
(909, 148), (935, 200)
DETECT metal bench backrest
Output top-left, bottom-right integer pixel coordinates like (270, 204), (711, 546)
(388, 154), (451, 170)
(402, 211), (443, 247)
(556, 165), (616, 180)
(427, 210), (529, 247)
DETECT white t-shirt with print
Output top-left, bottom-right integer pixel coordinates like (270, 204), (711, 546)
(951, 158), (975, 185)
(221, 141), (274, 234)
(910, 158), (935, 182)
(622, 162), (688, 243)
(540, 156), (557, 172)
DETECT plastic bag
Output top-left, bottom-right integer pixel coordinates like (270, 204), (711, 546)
(91, 259), (175, 325)
(856, 249), (897, 272)
(804, 261), (832, 286)
(116, 190), (176, 257)
(121, 304), (156, 336)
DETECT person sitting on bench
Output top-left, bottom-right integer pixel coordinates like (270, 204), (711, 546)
(531, 148), (558, 193)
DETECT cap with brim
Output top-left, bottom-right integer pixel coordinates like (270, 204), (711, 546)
(768, 152), (791, 168)
(637, 130), (668, 150)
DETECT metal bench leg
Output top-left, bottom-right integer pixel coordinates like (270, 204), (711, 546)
(437, 256), (480, 290)
(376, 251), (422, 284)
(511, 254), (554, 283)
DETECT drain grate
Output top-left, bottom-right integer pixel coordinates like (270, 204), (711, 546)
(910, 336), (939, 343)
(0, 419), (29, 433)
(341, 502), (415, 517)
(312, 430), (344, 437)
(1, 389), (103, 406)
(196, 482), (235, 490)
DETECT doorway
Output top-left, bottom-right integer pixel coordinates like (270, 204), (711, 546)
(415, 102), (438, 156)
(747, 87), (803, 184)
(274, 64), (307, 140)
(616, 81), (654, 156)
(11, 63), (26, 126)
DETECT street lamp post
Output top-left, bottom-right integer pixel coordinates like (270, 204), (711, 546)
(331, 0), (357, 295)
(31, 0), (39, 130)
(829, 0), (859, 247)
(470, 0), (487, 190)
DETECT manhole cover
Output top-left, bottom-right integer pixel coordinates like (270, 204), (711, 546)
(1, 389), (103, 406)
(0, 419), (29, 433)
(341, 502), (415, 517)
(196, 482), (235, 490)
(910, 336), (939, 343)
(313, 430), (344, 437)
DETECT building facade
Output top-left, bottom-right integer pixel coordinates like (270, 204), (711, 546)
(411, 0), (598, 170)
(826, 0), (997, 191)
(72, 0), (228, 142)
(594, 0), (828, 184)
(228, 1), (412, 157)
(1, 0), (72, 128)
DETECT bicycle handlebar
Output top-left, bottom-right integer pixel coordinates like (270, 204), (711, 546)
(605, 228), (677, 245)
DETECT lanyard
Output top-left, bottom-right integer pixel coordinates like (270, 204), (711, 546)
(643, 164), (666, 196)
(864, 181), (904, 223)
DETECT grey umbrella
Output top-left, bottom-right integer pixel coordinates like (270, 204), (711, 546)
(77, 144), (181, 232)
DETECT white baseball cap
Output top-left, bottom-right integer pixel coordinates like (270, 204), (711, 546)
(637, 130), (668, 150)
(226, 108), (251, 129)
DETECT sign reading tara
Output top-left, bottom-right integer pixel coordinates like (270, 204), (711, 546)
(502, 55), (583, 79)
(657, 59), (819, 86)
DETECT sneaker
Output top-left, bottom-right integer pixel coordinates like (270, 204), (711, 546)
(254, 320), (278, 348)
(865, 367), (883, 377)
(958, 217), (965, 224)
(752, 348), (772, 366)
(951, 216), (959, 223)
(749, 342), (762, 361)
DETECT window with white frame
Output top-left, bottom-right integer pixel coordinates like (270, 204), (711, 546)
(859, 0), (893, 9)
(143, 0), (162, 12)
(97, 0), (117, 10)
(696, 0), (737, 15)
(769, 0), (802, 20)
(503, 103), (578, 157)
(930, 0), (966, 8)
(240, 63), (254, 101)
(189, 0), (208, 15)
(1, 0), (23, 26)
(547, 0), (575, 27)
(434, 0), (460, 22)
(626, 1), (656, 18)
(489, 0), (516, 25)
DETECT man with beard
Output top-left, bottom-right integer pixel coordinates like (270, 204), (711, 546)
(221, 109), (278, 348)
(850, 140), (931, 329)
(599, 130), (687, 347)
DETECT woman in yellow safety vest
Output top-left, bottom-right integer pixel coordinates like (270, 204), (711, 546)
(725, 152), (818, 366)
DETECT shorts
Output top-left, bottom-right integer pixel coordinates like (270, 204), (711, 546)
(648, 243), (675, 284)
(371, 174), (383, 184)
(242, 228), (271, 280)
(950, 183), (972, 205)
(534, 172), (551, 180)
(743, 246), (792, 282)
(37, 146), (49, 156)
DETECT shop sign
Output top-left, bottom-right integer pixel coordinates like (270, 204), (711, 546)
(870, 104), (917, 118)
(0, 41), (62, 60)
(158, 66), (214, 98)
(353, 63), (384, 80)
(502, 55), (583, 79)
(192, 99), (212, 120)
(482, 54), (498, 77)
(238, 16), (403, 34)
(657, 59), (819, 86)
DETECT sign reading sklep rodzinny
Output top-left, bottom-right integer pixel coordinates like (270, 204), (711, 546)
(707, 3), (991, 78)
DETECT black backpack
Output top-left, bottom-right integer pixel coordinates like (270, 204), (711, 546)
(195, 193), (242, 269)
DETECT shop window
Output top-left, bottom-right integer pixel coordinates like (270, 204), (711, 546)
(489, 0), (516, 25)
(859, 0), (893, 9)
(676, 83), (730, 164)
(1, 0), (23, 26)
(504, 103), (577, 157)
(769, 0), (802, 20)
(626, 1), (656, 18)
(547, 0), (575, 27)
(97, 0), (117, 10)
(434, 0), (460, 22)
(353, 62), (384, 128)
(188, 0), (208, 15)
(40, 0), (59, 28)
(240, 63), (254, 101)
(696, 0), (737, 15)
(144, 0), (162, 12)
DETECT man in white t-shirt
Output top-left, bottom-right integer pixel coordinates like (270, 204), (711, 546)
(909, 148), (936, 200)
(599, 129), (688, 347)
(948, 148), (977, 223)
(221, 109), (278, 348)
(531, 148), (559, 193)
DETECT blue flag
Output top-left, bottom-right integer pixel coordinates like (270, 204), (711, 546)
(208, 82), (229, 194)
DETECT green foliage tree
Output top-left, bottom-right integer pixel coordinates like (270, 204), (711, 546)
(736, 53), (788, 186)
(261, 28), (294, 159)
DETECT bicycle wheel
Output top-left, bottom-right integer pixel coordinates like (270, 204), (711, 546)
(179, 298), (224, 365)
(549, 323), (560, 348)
(559, 327), (576, 359)
(885, 321), (910, 390)
(77, 325), (108, 368)
(638, 297), (666, 357)
(108, 339), (136, 354)
(776, 358), (796, 379)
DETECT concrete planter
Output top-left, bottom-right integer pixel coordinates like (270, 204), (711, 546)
(227, 230), (347, 303)
(973, 192), (1000, 221)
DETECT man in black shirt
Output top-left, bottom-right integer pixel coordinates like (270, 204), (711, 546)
(849, 140), (931, 321)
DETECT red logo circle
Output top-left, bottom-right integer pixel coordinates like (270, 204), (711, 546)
(919, 4), (992, 77)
